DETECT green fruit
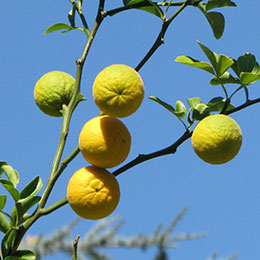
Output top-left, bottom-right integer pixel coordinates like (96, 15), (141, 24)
(34, 71), (75, 117)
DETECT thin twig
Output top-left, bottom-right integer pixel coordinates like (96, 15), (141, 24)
(135, 2), (188, 71)
(112, 130), (191, 176)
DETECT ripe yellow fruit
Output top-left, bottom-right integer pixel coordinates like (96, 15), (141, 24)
(79, 115), (131, 168)
(93, 64), (144, 118)
(67, 166), (120, 220)
(34, 71), (75, 117)
(192, 114), (242, 165)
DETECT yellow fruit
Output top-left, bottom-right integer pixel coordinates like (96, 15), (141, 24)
(79, 115), (131, 168)
(192, 114), (242, 165)
(93, 64), (144, 118)
(67, 166), (120, 220)
(34, 71), (75, 117)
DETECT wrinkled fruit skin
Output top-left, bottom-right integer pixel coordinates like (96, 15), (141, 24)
(79, 115), (131, 168)
(67, 166), (120, 220)
(93, 64), (144, 118)
(34, 71), (75, 117)
(192, 114), (242, 165)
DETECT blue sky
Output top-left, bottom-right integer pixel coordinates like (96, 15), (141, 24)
(1, 1), (260, 259)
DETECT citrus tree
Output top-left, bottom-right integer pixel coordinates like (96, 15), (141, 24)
(1, 0), (260, 259)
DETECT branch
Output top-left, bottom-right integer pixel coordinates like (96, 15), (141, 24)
(225, 97), (260, 115)
(135, 2), (188, 71)
(105, 1), (201, 17)
(112, 130), (191, 176)
(113, 95), (260, 177)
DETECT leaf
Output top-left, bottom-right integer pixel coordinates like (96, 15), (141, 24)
(206, 0), (236, 11)
(187, 97), (202, 109)
(204, 12), (225, 39)
(216, 54), (234, 76)
(209, 72), (240, 85)
(192, 103), (210, 121)
(4, 250), (36, 260)
(43, 23), (84, 35)
(0, 195), (7, 211)
(240, 72), (260, 85)
(196, 42), (233, 76)
(8, 177), (42, 226)
(44, 23), (73, 35)
(68, 6), (76, 27)
(19, 177), (42, 201)
(175, 56), (215, 74)
(197, 41), (218, 72)
(123, 0), (163, 18)
(0, 162), (19, 188)
(175, 101), (187, 119)
(0, 180), (20, 202)
(0, 213), (10, 233)
(149, 96), (176, 114)
(237, 53), (257, 73)
(1, 229), (17, 258)
(15, 196), (41, 225)
(207, 97), (235, 112)
(149, 97), (186, 120)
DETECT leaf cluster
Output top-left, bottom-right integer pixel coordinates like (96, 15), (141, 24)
(150, 41), (260, 129)
(0, 162), (42, 259)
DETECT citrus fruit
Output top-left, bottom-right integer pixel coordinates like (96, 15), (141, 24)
(79, 115), (131, 168)
(92, 64), (144, 118)
(67, 166), (120, 220)
(34, 71), (75, 117)
(192, 114), (242, 165)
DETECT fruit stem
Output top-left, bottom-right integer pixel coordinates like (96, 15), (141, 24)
(112, 130), (191, 176)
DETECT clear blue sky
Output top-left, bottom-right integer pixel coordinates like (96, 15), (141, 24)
(1, 1), (260, 259)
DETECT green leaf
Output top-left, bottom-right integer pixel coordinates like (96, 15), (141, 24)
(192, 103), (210, 121)
(15, 196), (41, 225)
(0, 180), (20, 202)
(187, 97), (202, 109)
(196, 42), (233, 76)
(123, 0), (163, 18)
(8, 177), (42, 226)
(1, 229), (17, 258)
(0, 162), (19, 188)
(0, 213), (10, 233)
(206, 0), (236, 11)
(0, 195), (7, 211)
(240, 72), (260, 85)
(68, 6), (76, 27)
(204, 12), (225, 39)
(4, 250), (36, 260)
(237, 53), (257, 73)
(149, 97), (186, 120)
(209, 72), (240, 85)
(149, 96), (176, 114)
(10, 206), (19, 227)
(19, 177), (42, 201)
(175, 56), (215, 74)
(207, 97), (235, 112)
(197, 41), (218, 72)
(216, 54), (234, 76)
(43, 23), (84, 35)
(175, 100), (187, 119)
(44, 23), (73, 35)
